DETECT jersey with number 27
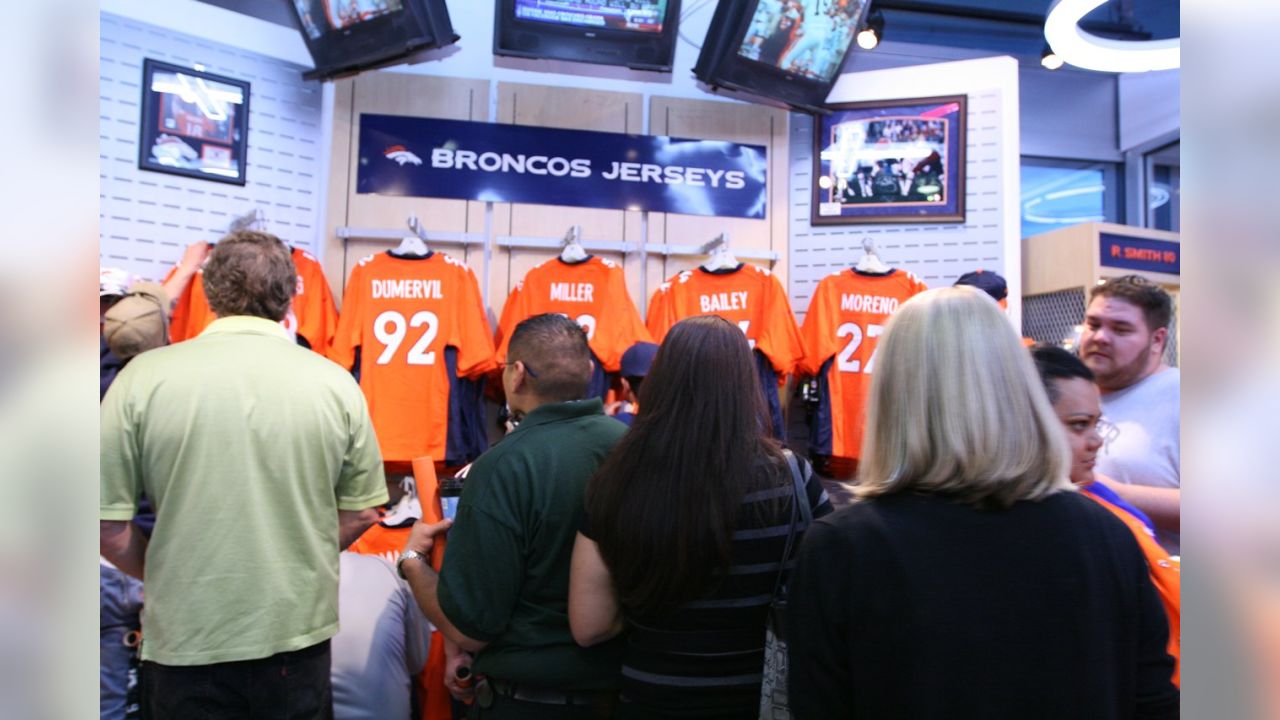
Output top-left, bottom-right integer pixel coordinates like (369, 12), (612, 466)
(800, 268), (928, 459)
(329, 252), (497, 464)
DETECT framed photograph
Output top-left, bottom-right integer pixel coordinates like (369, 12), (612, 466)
(138, 58), (250, 185)
(811, 95), (966, 224)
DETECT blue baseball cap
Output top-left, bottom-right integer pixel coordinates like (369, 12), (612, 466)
(954, 269), (1009, 306)
(620, 342), (659, 378)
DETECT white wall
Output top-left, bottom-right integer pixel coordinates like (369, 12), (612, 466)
(788, 56), (1023, 326)
(839, 39), (1121, 162)
(1119, 69), (1180, 151)
(98, 7), (326, 283)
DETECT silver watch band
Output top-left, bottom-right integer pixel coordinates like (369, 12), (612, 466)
(396, 549), (427, 580)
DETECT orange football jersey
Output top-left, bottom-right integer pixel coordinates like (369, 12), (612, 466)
(1082, 485), (1181, 686)
(495, 256), (651, 373)
(329, 251), (497, 464)
(646, 263), (804, 376)
(800, 268), (928, 459)
(166, 247), (338, 352)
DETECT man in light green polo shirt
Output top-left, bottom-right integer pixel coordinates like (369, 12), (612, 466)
(100, 230), (387, 719)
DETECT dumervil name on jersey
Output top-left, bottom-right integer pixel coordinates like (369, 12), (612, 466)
(371, 279), (445, 300)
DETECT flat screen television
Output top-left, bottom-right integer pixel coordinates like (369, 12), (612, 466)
(494, 0), (681, 71)
(289, 0), (459, 81)
(694, 0), (869, 113)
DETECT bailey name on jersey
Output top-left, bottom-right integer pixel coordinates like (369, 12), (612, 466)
(699, 291), (750, 313)
(371, 279), (445, 300)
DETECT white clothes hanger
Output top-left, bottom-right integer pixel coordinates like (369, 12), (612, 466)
(700, 233), (740, 272)
(394, 215), (430, 257)
(560, 225), (589, 263)
(228, 207), (268, 234)
(854, 237), (891, 274)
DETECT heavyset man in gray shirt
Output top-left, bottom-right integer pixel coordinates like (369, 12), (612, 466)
(1079, 274), (1181, 553)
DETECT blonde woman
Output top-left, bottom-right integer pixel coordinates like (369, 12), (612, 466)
(785, 287), (1178, 719)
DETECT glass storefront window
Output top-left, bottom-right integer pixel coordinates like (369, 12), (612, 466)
(1020, 157), (1122, 239)
(1146, 141), (1180, 232)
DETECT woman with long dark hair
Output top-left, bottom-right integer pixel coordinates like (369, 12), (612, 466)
(569, 315), (831, 719)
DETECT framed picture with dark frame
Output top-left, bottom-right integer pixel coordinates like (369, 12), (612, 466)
(811, 95), (966, 225)
(138, 58), (250, 186)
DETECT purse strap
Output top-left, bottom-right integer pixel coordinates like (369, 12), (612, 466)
(769, 450), (812, 603)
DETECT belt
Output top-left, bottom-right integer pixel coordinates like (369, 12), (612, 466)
(487, 678), (616, 708)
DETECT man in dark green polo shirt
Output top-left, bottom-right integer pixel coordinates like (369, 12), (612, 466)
(399, 313), (626, 719)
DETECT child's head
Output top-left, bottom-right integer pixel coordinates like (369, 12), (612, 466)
(619, 342), (659, 402)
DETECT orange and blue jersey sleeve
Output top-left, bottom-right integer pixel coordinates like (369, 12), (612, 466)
(493, 282), (529, 367)
(293, 251), (339, 353)
(799, 276), (840, 377)
(163, 265), (195, 343)
(645, 281), (676, 343)
(756, 272), (806, 376)
(453, 262), (499, 379)
(593, 264), (651, 373)
(328, 262), (366, 371)
(165, 267), (216, 343)
(908, 271), (930, 298)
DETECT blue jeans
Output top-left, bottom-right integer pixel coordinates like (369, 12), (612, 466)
(101, 563), (144, 720)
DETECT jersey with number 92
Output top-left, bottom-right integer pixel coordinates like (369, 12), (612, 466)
(800, 268), (928, 459)
(329, 252), (497, 463)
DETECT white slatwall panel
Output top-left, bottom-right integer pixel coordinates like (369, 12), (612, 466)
(787, 90), (1008, 323)
(99, 12), (324, 281)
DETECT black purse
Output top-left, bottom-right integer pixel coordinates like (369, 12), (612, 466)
(759, 450), (812, 720)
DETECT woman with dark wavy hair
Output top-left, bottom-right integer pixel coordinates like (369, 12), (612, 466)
(569, 315), (831, 719)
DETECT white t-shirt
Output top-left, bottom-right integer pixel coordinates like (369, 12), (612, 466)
(331, 553), (432, 720)
(1097, 367), (1180, 551)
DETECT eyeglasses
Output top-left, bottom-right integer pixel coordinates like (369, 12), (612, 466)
(506, 360), (538, 378)
(1096, 417), (1119, 446)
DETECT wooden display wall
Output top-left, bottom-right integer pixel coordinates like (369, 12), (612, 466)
(323, 72), (790, 325)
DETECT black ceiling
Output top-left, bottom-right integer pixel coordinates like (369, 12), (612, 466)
(195, 0), (1179, 66)
(871, 0), (1178, 59)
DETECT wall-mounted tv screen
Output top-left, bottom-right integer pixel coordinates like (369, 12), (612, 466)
(494, 0), (681, 71)
(289, 0), (459, 81)
(695, 0), (869, 113)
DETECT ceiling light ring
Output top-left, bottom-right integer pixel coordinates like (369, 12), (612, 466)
(1044, 0), (1179, 72)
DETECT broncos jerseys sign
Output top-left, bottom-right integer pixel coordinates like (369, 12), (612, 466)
(356, 114), (768, 219)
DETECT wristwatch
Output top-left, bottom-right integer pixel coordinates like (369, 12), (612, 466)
(396, 549), (427, 580)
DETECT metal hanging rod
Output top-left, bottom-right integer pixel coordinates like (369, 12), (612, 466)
(496, 235), (636, 254)
(644, 242), (778, 262)
(335, 227), (485, 246)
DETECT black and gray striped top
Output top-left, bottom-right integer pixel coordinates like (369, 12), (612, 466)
(587, 456), (833, 719)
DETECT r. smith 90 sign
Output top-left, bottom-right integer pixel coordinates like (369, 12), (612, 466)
(1099, 233), (1180, 276)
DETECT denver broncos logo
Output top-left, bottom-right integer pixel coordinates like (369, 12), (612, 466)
(384, 145), (422, 166)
